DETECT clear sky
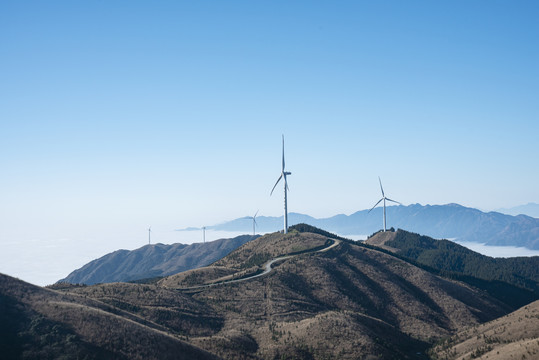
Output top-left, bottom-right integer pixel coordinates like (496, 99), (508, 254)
(1, 1), (538, 285)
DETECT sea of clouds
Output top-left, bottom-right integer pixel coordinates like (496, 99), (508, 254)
(2, 230), (539, 287)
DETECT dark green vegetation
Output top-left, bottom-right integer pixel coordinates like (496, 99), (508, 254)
(3, 226), (539, 359)
(385, 230), (539, 292)
(59, 234), (259, 285)
(366, 229), (539, 308)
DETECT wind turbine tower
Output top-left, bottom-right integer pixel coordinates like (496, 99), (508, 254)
(148, 226), (151, 244)
(271, 135), (292, 234)
(202, 226), (206, 243)
(250, 210), (259, 236)
(368, 177), (402, 232)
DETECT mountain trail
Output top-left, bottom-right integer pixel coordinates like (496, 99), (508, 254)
(180, 238), (341, 290)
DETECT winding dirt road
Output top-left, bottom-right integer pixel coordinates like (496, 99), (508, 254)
(180, 238), (341, 290)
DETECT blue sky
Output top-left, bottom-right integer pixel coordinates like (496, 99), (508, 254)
(1, 1), (538, 284)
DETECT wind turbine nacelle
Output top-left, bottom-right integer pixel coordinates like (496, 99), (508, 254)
(284, 171), (292, 175)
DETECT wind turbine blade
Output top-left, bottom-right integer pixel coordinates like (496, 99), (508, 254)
(368, 198), (383, 213)
(386, 198), (402, 205)
(284, 175), (290, 192)
(254, 210), (259, 219)
(270, 174), (283, 195)
(282, 134), (285, 171)
(378, 176), (385, 197)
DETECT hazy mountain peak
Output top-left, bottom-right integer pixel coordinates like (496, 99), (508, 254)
(59, 234), (259, 285)
(203, 203), (539, 249)
(497, 202), (539, 218)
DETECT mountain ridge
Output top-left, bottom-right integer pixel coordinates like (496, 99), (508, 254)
(5, 226), (539, 359)
(364, 229), (539, 308)
(496, 202), (539, 218)
(59, 234), (259, 285)
(57, 229), (517, 358)
(192, 203), (539, 249)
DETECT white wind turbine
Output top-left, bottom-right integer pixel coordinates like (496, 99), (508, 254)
(148, 226), (151, 244)
(270, 135), (292, 234)
(368, 177), (401, 232)
(248, 210), (259, 236)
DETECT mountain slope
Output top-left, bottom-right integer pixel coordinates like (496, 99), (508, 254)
(65, 229), (512, 359)
(365, 229), (539, 305)
(200, 204), (539, 249)
(0, 273), (219, 360)
(11, 228), (536, 359)
(430, 300), (539, 360)
(59, 234), (259, 285)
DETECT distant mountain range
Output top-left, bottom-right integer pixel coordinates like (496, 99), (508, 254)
(59, 235), (259, 285)
(191, 203), (539, 249)
(496, 202), (539, 218)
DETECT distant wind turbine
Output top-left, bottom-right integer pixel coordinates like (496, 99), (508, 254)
(248, 210), (259, 236)
(148, 226), (151, 244)
(368, 177), (402, 232)
(202, 226), (206, 243)
(270, 135), (292, 234)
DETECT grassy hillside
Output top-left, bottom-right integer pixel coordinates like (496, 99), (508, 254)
(0, 274), (219, 360)
(144, 231), (513, 359)
(4, 227), (535, 359)
(430, 300), (539, 360)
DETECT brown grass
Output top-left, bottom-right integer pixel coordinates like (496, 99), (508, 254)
(0, 274), (219, 359)
(1, 230), (524, 359)
(430, 300), (539, 359)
